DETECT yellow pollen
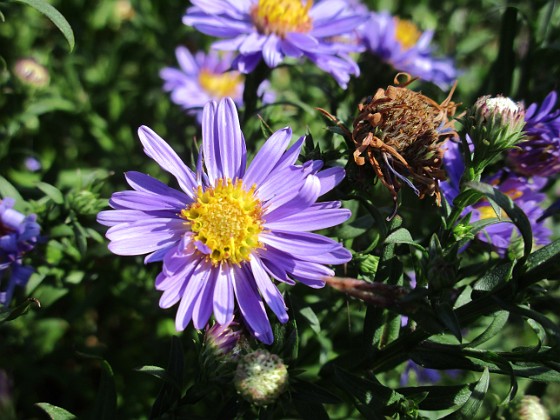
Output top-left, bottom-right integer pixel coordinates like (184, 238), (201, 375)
(181, 179), (264, 265)
(394, 18), (421, 49)
(198, 69), (243, 99)
(251, 0), (313, 38)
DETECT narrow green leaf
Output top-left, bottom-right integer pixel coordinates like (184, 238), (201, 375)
(150, 336), (184, 418)
(14, 0), (75, 51)
(398, 384), (471, 411)
(330, 365), (402, 417)
(473, 261), (515, 291)
(434, 302), (463, 343)
(92, 360), (117, 420)
(447, 368), (489, 419)
(0, 297), (41, 323)
(464, 310), (509, 348)
(0, 175), (24, 203)
(299, 306), (321, 334)
(37, 182), (64, 204)
(466, 181), (533, 258)
(384, 227), (427, 252)
(35, 403), (77, 420)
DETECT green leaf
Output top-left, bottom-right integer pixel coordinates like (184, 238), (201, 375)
(446, 368), (489, 419)
(0, 175), (24, 203)
(384, 227), (427, 252)
(299, 306), (321, 334)
(14, 0), (75, 51)
(398, 384), (472, 411)
(150, 336), (184, 418)
(134, 366), (177, 385)
(37, 182), (64, 204)
(466, 181), (533, 258)
(520, 239), (560, 283)
(463, 310), (509, 348)
(329, 365), (402, 418)
(434, 301), (463, 343)
(91, 360), (116, 420)
(473, 261), (515, 291)
(0, 297), (41, 322)
(35, 403), (77, 420)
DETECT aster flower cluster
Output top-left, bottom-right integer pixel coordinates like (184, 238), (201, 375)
(0, 198), (40, 306)
(162, 1), (459, 121)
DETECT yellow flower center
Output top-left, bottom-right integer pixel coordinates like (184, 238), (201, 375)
(198, 70), (243, 99)
(394, 18), (421, 49)
(181, 179), (264, 265)
(251, 0), (313, 38)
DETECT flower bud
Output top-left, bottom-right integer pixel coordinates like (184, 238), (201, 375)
(357, 254), (379, 276)
(13, 58), (49, 88)
(510, 395), (549, 420)
(465, 95), (525, 179)
(234, 349), (288, 406)
(204, 322), (241, 358)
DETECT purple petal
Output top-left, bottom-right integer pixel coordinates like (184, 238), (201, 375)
(274, 135), (305, 170)
(262, 35), (284, 67)
(284, 33), (319, 52)
(192, 268), (217, 329)
(175, 46), (199, 75)
(264, 202), (351, 231)
(106, 219), (184, 255)
(232, 265), (274, 344)
(202, 100), (220, 183)
(310, 15), (367, 38)
(175, 262), (210, 330)
(138, 126), (198, 198)
(125, 171), (192, 205)
(243, 127), (293, 187)
(213, 263), (235, 325)
(316, 166), (345, 196)
(256, 165), (307, 204)
(260, 230), (340, 257)
(250, 257), (288, 323)
(264, 174), (321, 219)
(216, 97), (246, 180)
(109, 191), (184, 212)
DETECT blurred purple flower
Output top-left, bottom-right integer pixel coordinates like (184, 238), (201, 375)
(97, 97), (351, 344)
(507, 91), (560, 177)
(24, 157), (42, 172)
(0, 198), (40, 305)
(182, 0), (367, 88)
(400, 360), (443, 386)
(441, 140), (551, 257)
(160, 48), (245, 122)
(359, 11), (458, 89)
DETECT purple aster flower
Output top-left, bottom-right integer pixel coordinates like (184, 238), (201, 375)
(97, 97), (352, 344)
(359, 11), (458, 89)
(182, 0), (367, 89)
(160, 47), (245, 122)
(507, 91), (560, 177)
(441, 140), (551, 257)
(0, 198), (40, 305)
(24, 157), (42, 172)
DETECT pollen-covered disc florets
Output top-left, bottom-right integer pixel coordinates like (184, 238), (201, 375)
(181, 179), (264, 265)
(352, 74), (457, 219)
(251, 0), (313, 38)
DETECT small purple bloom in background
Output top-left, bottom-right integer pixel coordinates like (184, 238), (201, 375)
(359, 11), (458, 89)
(24, 157), (42, 172)
(160, 48), (244, 122)
(182, 0), (367, 88)
(507, 91), (560, 177)
(0, 198), (40, 306)
(97, 97), (351, 344)
(441, 140), (551, 257)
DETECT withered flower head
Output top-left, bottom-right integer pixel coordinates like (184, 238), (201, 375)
(352, 73), (457, 219)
